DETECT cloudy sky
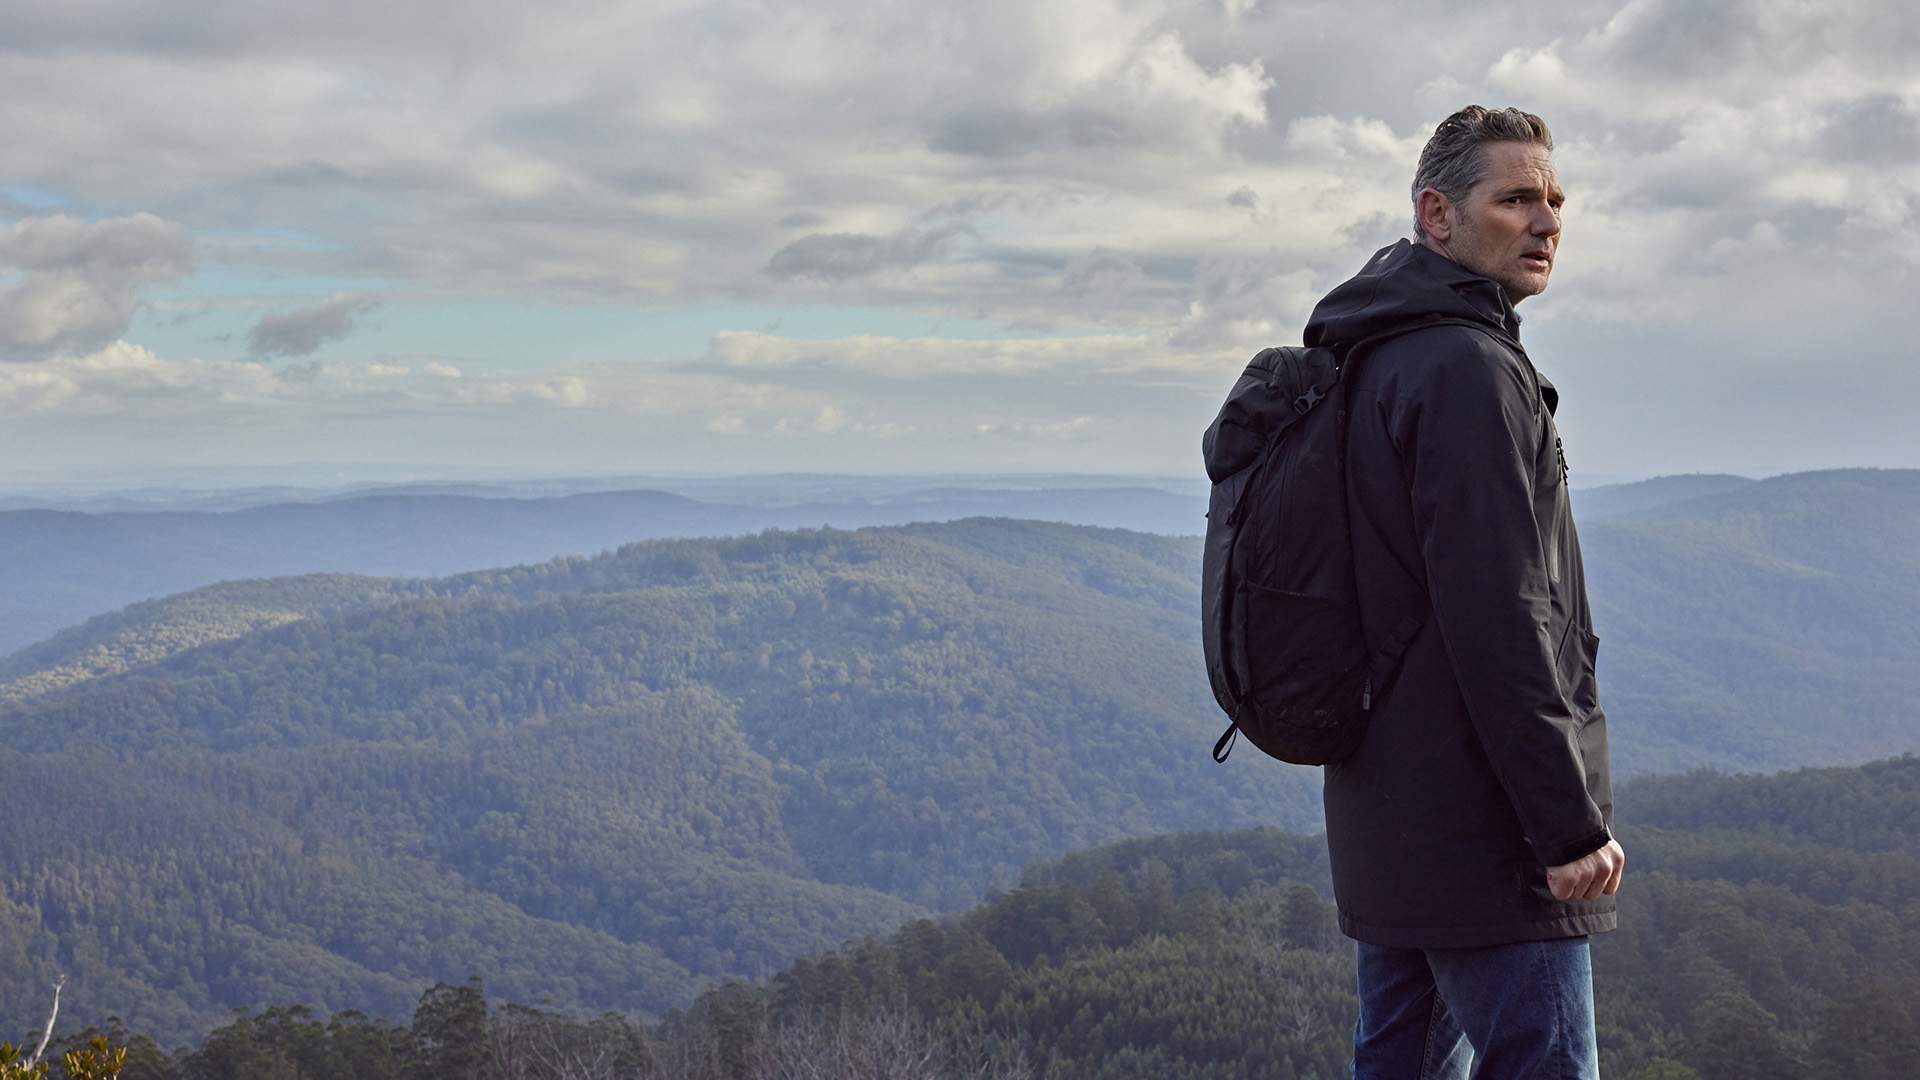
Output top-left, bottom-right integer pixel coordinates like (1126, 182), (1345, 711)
(1, 0), (1915, 485)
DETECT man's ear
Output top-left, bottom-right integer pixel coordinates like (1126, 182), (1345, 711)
(1416, 187), (1454, 242)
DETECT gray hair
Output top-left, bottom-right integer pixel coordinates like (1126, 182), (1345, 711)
(1411, 106), (1554, 238)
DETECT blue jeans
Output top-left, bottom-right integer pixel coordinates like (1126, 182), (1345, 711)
(1353, 937), (1598, 1079)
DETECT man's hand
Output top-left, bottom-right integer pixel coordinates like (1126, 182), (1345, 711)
(1545, 839), (1625, 901)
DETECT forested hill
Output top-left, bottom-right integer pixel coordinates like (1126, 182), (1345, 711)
(3, 470), (1918, 1042)
(70, 755), (1920, 1079)
(1579, 468), (1920, 773)
(651, 754), (1919, 1080)
(10, 467), (1917, 776)
(1570, 472), (1755, 520)
(0, 575), (418, 702)
(0, 519), (1320, 1041)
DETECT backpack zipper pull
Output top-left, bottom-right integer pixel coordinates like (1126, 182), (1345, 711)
(1362, 677), (1372, 711)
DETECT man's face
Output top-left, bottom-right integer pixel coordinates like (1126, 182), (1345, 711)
(1440, 141), (1565, 304)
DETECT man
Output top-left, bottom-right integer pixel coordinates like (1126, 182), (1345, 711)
(1300, 105), (1625, 1078)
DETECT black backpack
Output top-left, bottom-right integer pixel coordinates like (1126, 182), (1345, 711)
(1199, 323), (1461, 764)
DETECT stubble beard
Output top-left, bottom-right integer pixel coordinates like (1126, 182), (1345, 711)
(1453, 208), (1546, 305)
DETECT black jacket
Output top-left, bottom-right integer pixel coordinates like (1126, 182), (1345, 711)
(1302, 239), (1615, 947)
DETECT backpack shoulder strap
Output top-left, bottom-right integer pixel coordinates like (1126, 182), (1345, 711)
(1333, 316), (1492, 384)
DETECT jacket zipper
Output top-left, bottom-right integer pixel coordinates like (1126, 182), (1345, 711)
(1547, 436), (1567, 585)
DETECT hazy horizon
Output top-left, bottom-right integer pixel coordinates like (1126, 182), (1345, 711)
(0, 462), (1803, 502)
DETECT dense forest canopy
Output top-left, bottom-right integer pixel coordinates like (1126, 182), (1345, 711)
(0, 519), (1321, 1039)
(0, 469), (1915, 1049)
(17, 755), (1919, 1079)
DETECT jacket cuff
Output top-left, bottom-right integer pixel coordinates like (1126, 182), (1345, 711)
(1537, 826), (1611, 868)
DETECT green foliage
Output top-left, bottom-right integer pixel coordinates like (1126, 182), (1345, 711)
(60, 1038), (126, 1080)
(17, 752), (1920, 1078)
(0, 520), (1322, 1042)
(1581, 468), (1920, 775)
(1621, 1061), (1702, 1080)
(665, 755), (1920, 1079)
(0, 1041), (46, 1080)
(3, 485), (1919, 1053)
(409, 981), (487, 1078)
(1, 1035), (127, 1080)
(0, 576), (410, 706)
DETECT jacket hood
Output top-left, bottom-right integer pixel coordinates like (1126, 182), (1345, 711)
(1303, 238), (1523, 352)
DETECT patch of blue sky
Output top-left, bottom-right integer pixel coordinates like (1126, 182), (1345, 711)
(127, 292), (1043, 369)
(129, 262), (409, 360)
(355, 302), (1036, 371)
(123, 245), (1095, 367)
(149, 263), (404, 302)
(0, 185), (69, 211)
(125, 304), (256, 360)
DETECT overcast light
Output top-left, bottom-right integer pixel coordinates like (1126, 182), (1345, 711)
(1, 0), (1915, 482)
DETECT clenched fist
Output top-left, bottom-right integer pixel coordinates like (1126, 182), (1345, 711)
(1546, 838), (1625, 901)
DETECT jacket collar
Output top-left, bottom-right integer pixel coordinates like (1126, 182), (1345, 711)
(1399, 240), (1525, 344)
(1302, 238), (1527, 354)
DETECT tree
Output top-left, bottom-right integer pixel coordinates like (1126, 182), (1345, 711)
(1683, 991), (1803, 1080)
(2, 980), (126, 1080)
(411, 980), (489, 1078)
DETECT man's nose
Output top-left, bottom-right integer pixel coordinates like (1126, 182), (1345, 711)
(1533, 203), (1561, 236)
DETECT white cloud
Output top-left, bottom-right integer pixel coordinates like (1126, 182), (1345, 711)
(452, 374), (590, 408)
(0, 213), (191, 360)
(0, 365), (79, 412)
(1285, 116), (1424, 163)
(0, 341), (614, 420)
(1486, 44), (1571, 98)
(1122, 32), (1268, 130)
(704, 329), (1226, 380)
(973, 415), (1098, 440)
(0, 0), (1914, 476)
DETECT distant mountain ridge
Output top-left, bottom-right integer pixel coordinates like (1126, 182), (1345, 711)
(9, 469), (1914, 775)
(0, 468), (1835, 660)
(0, 484), (1209, 655)
(0, 472), (1202, 513)
(1580, 468), (1920, 773)
(1571, 473), (1754, 520)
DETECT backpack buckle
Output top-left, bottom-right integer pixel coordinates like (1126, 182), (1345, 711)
(1292, 385), (1326, 415)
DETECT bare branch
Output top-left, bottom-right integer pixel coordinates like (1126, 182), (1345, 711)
(25, 976), (67, 1068)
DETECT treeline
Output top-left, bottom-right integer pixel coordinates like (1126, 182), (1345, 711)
(27, 981), (1031, 1080)
(32, 755), (1920, 1079)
